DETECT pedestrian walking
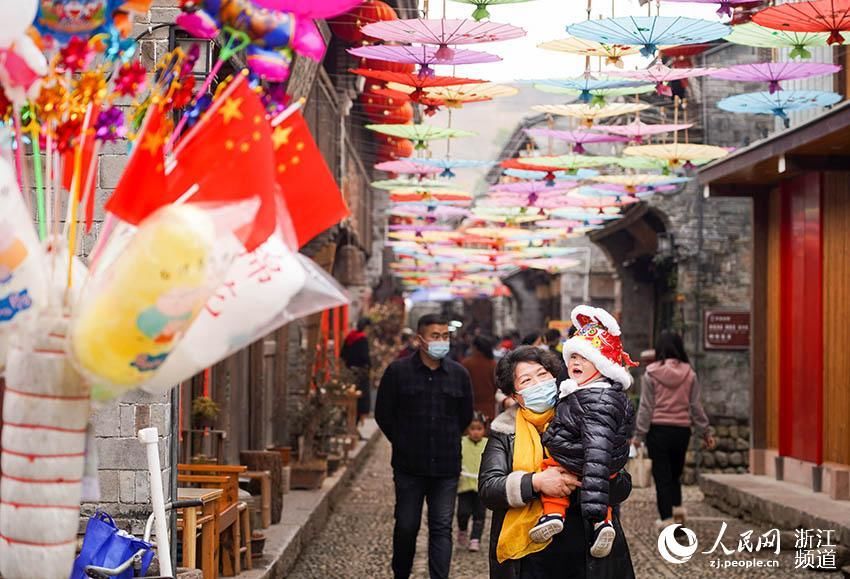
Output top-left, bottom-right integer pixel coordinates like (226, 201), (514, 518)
(341, 317), (372, 425)
(396, 327), (417, 359)
(375, 314), (474, 579)
(457, 412), (488, 553)
(461, 336), (498, 422)
(633, 330), (716, 529)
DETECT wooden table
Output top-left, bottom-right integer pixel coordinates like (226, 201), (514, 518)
(178, 487), (223, 579)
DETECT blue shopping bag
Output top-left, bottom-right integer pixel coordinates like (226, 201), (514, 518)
(70, 511), (154, 579)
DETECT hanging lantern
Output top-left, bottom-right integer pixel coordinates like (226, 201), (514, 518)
(330, 0), (398, 44)
(359, 90), (412, 123)
(376, 137), (415, 160)
(382, 101), (414, 124)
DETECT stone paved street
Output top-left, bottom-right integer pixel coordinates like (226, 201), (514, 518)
(289, 437), (843, 578)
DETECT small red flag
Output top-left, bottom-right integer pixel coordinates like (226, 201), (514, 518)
(271, 110), (349, 247)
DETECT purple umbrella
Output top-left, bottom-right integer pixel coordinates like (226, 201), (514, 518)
(606, 64), (713, 96)
(348, 44), (501, 78)
(375, 159), (443, 176)
(389, 223), (454, 237)
(479, 194), (583, 209)
(524, 127), (629, 154)
(490, 180), (578, 194)
(662, 0), (761, 18)
(360, 19), (526, 61)
(709, 62), (841, 94)
(590, 121), (693, 143)
(390, 204), (472, 219)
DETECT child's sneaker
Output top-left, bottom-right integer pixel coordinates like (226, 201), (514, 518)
(529, 514), (564, 543)
(456, 530), (468, 548)
(468, 539), (481, 552)
(590, 520), (616, 558)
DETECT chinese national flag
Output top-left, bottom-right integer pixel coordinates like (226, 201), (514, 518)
(104, 101), (168, 223)
(271, 110), (349, 248)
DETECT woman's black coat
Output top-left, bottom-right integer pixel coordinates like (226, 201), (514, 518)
(479, 405), (636, 579)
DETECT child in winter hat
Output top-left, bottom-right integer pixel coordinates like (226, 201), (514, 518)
(530, 306), (637, 558)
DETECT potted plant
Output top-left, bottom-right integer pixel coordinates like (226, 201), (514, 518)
(191, 396), (220, 429)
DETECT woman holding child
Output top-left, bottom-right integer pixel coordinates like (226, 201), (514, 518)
(479, 306), (637, 578)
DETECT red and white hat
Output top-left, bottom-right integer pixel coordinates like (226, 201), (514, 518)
(563, 305), (638, 388)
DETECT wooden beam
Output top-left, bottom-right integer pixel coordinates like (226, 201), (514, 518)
(709, 184), (773, 197)
(786, 155), (850, 172)
(750, 194), (769, 450)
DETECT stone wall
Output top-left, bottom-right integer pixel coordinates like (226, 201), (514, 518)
(683, 417), (751, 485)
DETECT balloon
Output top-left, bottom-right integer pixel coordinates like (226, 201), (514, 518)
(70, 204), (217, 393)
(141, 234), (307, 394)
(291, 18), (325, 62)
(0, 158), (47, 372)
(246, 45), (291, 82)
(0, 35), (48, 105)
(35, 0), (124, 45)
(0, 0), (37, 47)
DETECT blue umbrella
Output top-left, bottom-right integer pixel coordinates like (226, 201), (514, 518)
(413, 157), (492, 178)
(503, 168), (600, 180)
(717, 90), (842, 123)
(532, 76), (652, 103)
(567, 16), (730, 57)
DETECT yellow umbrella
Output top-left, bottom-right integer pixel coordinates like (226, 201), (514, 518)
(531, 103), (650, 127)
(538, 37), (642, 67)
(623, 143), (729, 167)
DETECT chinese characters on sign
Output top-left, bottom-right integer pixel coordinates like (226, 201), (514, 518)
(704, 310), (750, 350)
(794, 529), (838, 570)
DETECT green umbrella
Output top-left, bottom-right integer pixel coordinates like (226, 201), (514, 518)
(449, 0), (537, 21)
(366, 123), (476, 150)
(370, 178), (453, 191)
(725, 22), (841, 59)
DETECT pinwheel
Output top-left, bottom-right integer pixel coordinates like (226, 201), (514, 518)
(390, 204), (472, 219)
(607, 64), (713, 96)
(710, 62), (841, 93)
(538, 37), (641, 67)
(724, 22), (842, 59)
(413, 157), (492, 178)
(717, 90), (842, 121)
(524, 128), (629, 154)
(531, 103), (650, 127)
(366, 123), (476, 149)
(623, 143), (730, 168)
(351, 68), (485, 101)
(450, 0), (537, 21)
(371, 178), (453, 190)
(521, 154), (617, 171)
(254, 0), (363, 17)
(347, 44), (501, 78)
(661, 0), (762, 18)
(375, 159), (443, 177)
(752, 0), (850, 45)
(590, 121), (693, 143)
(567, 16), (730, 57)
(531, 76), (652, 103)
(360, 18), (526, 61)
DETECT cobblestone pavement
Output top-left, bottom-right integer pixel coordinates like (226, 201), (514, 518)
(289, 437), (842, 578)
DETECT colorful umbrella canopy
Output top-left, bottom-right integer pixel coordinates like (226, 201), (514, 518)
(389, 223), (454, 233)
(567, 16), (730, 57)
(390, 204), (472, 219)
(450, 0), (537, 21)
(413, 157), (492, 178)
(724, 22), (842, 59)
(709, 62), (842, 93)
(607, 64), (714, 96)
(490, 180), (577, 194)
(375, 159), (443, 176)
(549, 207), (623, 221)
(366, 123), (476, 149)
(591, 121), (693, 142)
(389, 230), (463, 242)
(524, 128), (629, 154)
(371, 178), (453, 190)
(517, 257), (582, 273)
(623, 143), (730, 167)
(611, 156), (670, 171)
(351, 68), (485, 100)
(532, 76), (652, 103)
(347, 44), (501, 78)
(521, 154), (617, 170)
(531, 103), (650, 126)
(503, 168), (600, 180)
(478, 194), (582, 209)
(590, 174), (691, 190)
(389, 189), (474, 202)
(717, 90), (842, 120)
(424, 83), (520, 107)
(532, 84), (655, 104)
(661, 0), (761, 18)
(360, 19), (526, 61)
(538, 37), (641, 67)
(752, 0), (850, 45)
(591, 182), (678, 195)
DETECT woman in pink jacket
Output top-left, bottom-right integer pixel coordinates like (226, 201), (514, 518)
(634, 331), (716, 528)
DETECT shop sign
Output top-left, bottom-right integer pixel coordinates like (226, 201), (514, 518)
(704, 310), (750, 350)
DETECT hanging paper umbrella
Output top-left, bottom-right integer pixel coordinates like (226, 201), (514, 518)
(571, 186), (652, 205)
(567, 16), (730, 57)
(389, 189), (474, 202)
(536, 218), (587, 229)
(360, 19), (526, 61)
(522, 154), (617, 171)
(710, 62), (841, 94)
(590, 174), (692, 191)
(490, 180), (577, 194)
(503, 168), (601, 180)
(413, 157), (492, 178)
(351, 68), (485, 101)
(389, 223), (454, 234)
(607, 64), (713, 96)
(367, 123), (476, 149)
(661, 0), (761, 17)
(471, 212), (548, 225)
(591, 182), (679, 195)
(375, 159), (443, 176)
(532, 75), (651, 103)
(531, 103), (650, 126)
(524, 127), (629, 154)
(550, 207), (623, 221)
(449, 0), (536, 21)
(518, 257), (583, 273)
(538, 37), (641, 67)
(480, 194), (584, 211)
(590, 120), (693, 143)
(371, 177), (453, 190)
(391, 204), (472, 219)
(348, 44), (501, 78)
(724, 22), (842, 59)
(389, 230), (463, 242)
(623, 143), (730, 168)
(532, 84), (655, 105)
(717, 90), (842, 121)
(611, 156), (671, 171)
(752, 0), (850, 45)
(424, 83), (520, 107)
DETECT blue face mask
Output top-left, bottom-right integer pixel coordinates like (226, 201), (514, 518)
(518, 378), (558, 413)
(425, 340), (450, 360)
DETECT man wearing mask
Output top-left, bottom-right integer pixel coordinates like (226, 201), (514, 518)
(375, 314), (474, 579)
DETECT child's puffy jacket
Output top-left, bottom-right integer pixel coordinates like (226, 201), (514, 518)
(540, 379), (635, 523)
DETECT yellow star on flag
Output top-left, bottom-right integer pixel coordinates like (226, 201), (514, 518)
(272, 126), (293, 150)
(141, 130), (165, 154)
(218, 96), (244, 124)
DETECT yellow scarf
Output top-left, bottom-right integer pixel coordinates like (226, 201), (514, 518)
(496, 406), (555, 563)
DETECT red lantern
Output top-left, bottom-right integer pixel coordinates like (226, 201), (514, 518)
(376, 138), (414, 160)
(359, 90), (412, 123)
(330, 0), (398, 44)
(382, 101), (414, 124)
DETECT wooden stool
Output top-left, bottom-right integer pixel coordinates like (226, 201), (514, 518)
(240, 471), (272, 529)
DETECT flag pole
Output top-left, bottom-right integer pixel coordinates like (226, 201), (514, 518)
(271, 97), (307, 128)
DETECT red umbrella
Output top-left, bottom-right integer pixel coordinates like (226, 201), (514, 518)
(500, 158), (564, 185)
(351, 68), (485, 100)
(752, 0), (850, 44)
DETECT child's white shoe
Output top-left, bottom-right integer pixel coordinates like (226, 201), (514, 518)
(468, 538), (481, 552)
(529, 514), (564, 543)
(590, 521), (616, 558)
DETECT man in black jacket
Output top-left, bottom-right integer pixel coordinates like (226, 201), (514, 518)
(375, 313), (474, 579)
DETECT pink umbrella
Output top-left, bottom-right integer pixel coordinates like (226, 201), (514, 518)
(524, 127), (629, 154)
(375, 159), (443, 177)
(662, 0), (761, 17)
(536, 219), (589, 229)
(591, 182), (678, 195)
(348, 44), (501, 78)
(360, 19), (526, 61)
(591, 121), (693, 143)
(709, 62), (841, 93)
(480, 194), (583, 210)
(390, 204), (472, 219)
(490, 180), (577, 194)
(389, 223), (454, 237)
(251, 0), (363, 17)
(607, 64), (713, 96)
